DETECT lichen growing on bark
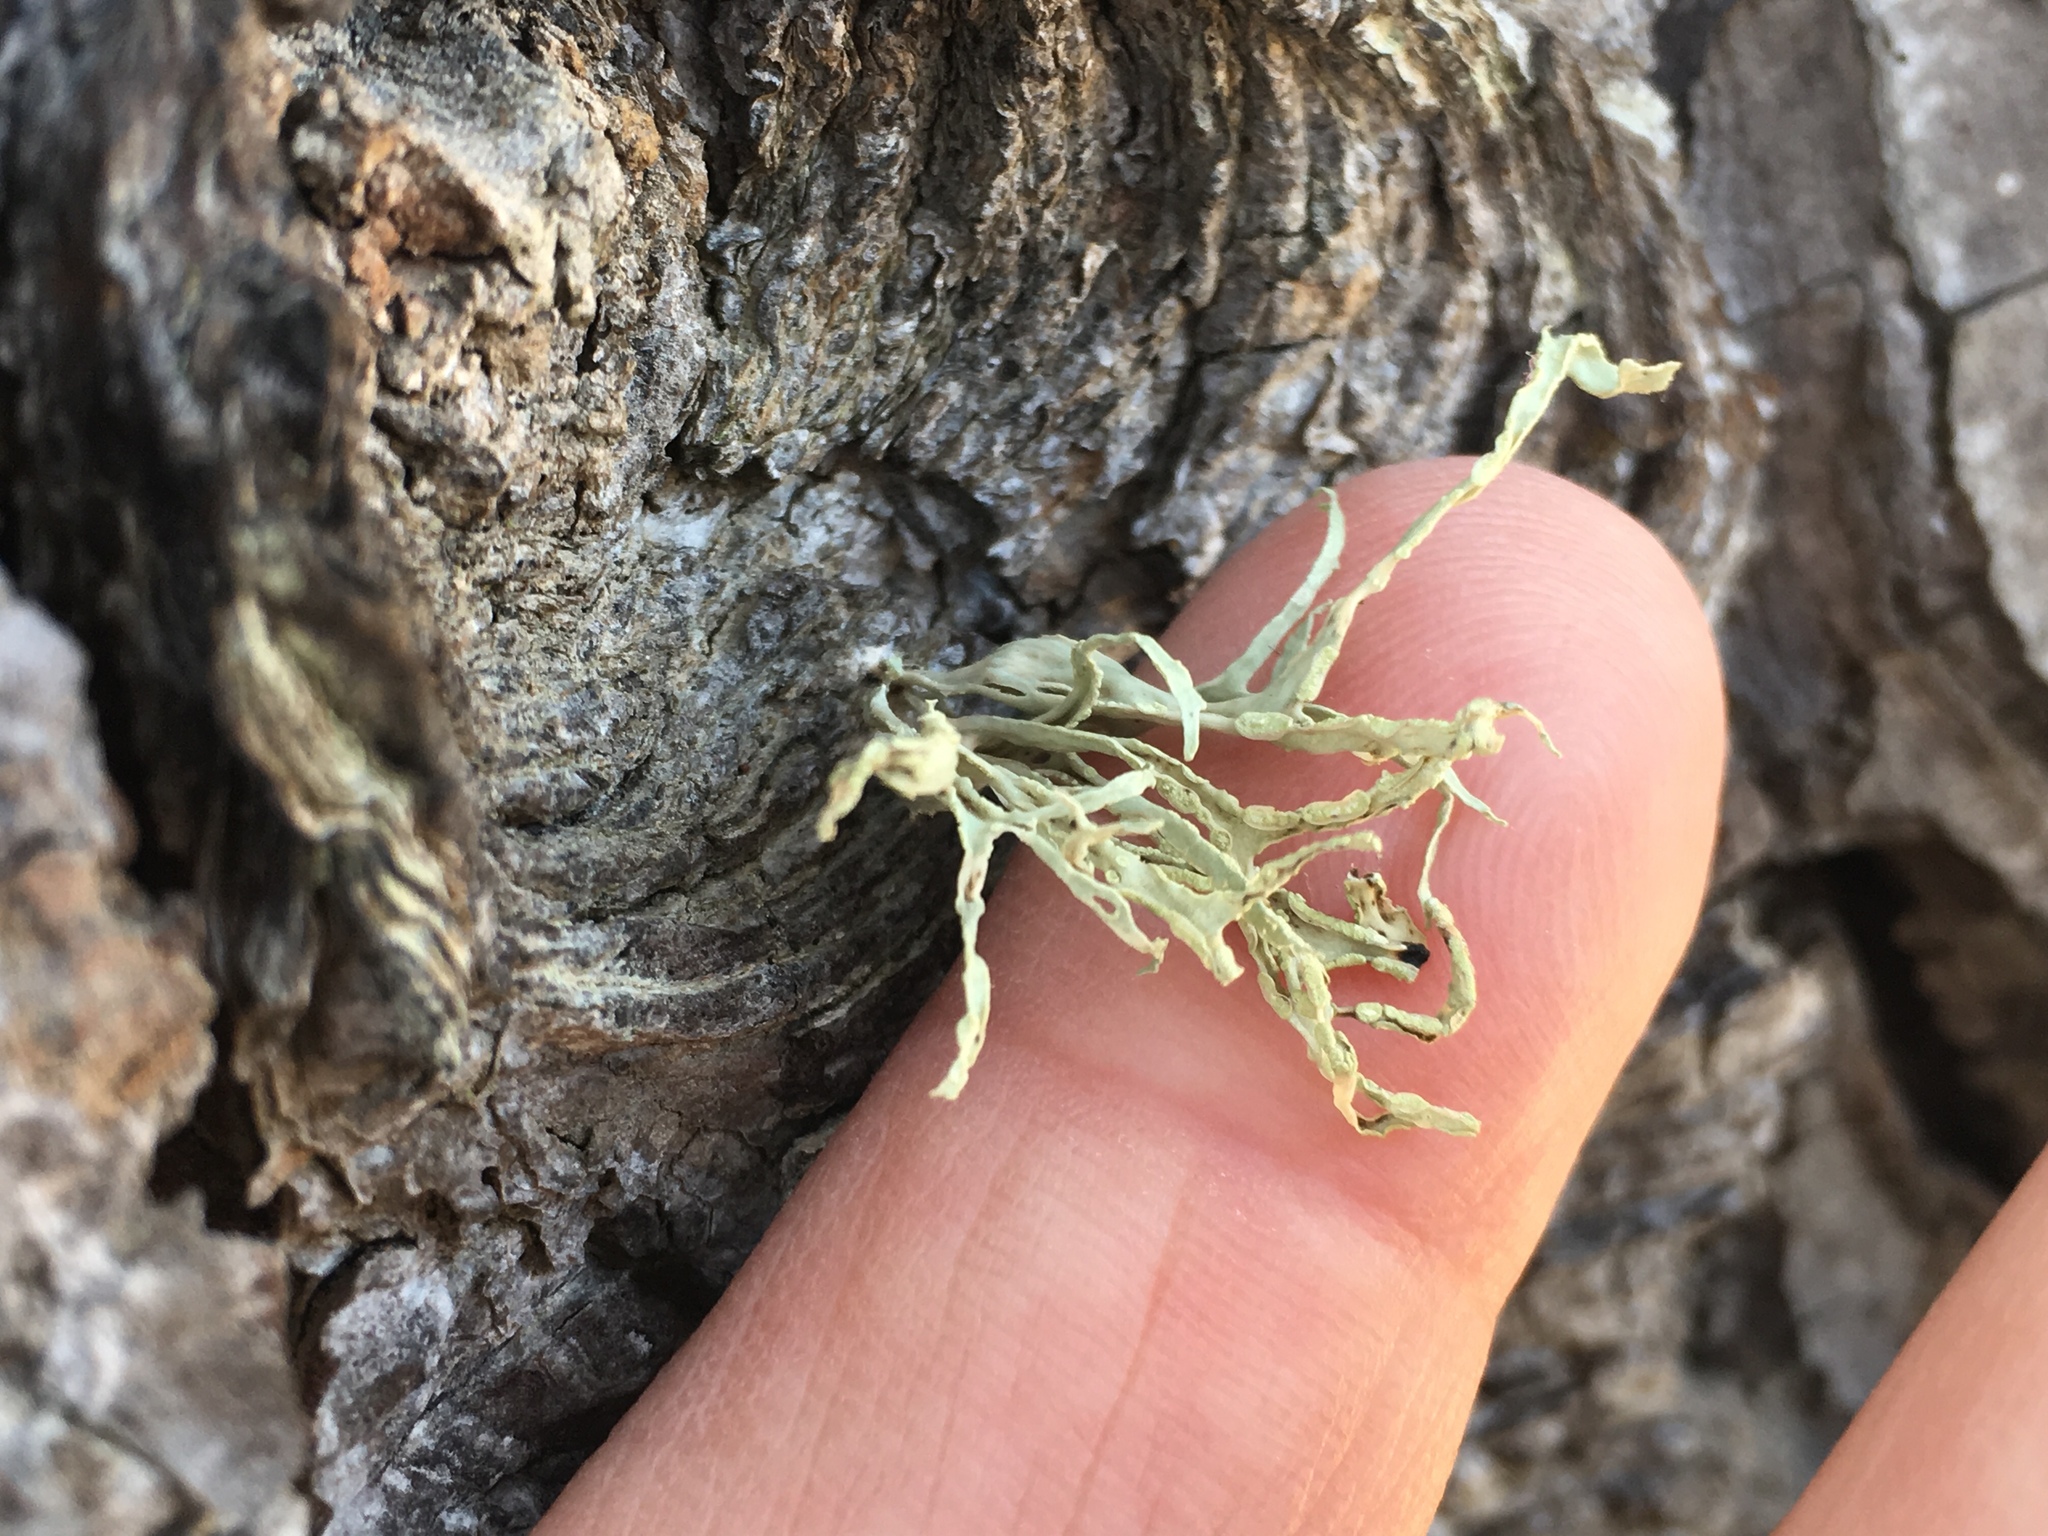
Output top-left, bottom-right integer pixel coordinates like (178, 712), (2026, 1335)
(820, 332), (1680, 1135)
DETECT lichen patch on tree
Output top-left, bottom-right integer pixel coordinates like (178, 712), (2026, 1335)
(822, 333), (1678, 1135)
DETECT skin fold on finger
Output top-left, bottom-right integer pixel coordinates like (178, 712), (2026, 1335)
(537, 460), (1726, 1536)
(1775, 1146), (2048, 1536)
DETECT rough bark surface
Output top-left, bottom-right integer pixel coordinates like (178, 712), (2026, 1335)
(0, 577), (308, 1533)
(0, 0), (2043, 1531)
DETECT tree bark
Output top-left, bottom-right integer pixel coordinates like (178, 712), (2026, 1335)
(1, 0), (2045, 1531)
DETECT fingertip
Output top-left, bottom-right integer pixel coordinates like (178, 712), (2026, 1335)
(1055, 456), (1726, 1262)
(541, 457), (1730, 1536)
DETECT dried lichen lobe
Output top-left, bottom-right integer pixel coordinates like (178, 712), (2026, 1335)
(819, 333), (1679, 1137)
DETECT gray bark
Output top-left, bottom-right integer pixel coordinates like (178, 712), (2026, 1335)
(0, 0), (2043, 1531)
(0, 575), (309, 1532)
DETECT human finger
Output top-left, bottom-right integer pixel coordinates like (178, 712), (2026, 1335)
(1774, 1146), (2048, 1535)
(537, 459), (1726, 1535)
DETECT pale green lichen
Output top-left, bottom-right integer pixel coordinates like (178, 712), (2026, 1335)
(819, 331), (1680, 1136)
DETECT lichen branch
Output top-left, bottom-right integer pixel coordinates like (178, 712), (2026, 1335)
(817, 332), (1679, 1137)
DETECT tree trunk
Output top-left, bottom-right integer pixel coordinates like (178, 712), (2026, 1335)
(2, 0), (2044, 1530)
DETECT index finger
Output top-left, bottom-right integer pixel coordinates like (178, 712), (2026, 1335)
(538, 459), (1726, 1535)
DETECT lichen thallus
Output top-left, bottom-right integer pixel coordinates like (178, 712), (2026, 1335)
(818, 332), (1680, 1137)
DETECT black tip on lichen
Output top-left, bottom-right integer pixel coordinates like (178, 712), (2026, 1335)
(1400, 942), (1430, 967)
